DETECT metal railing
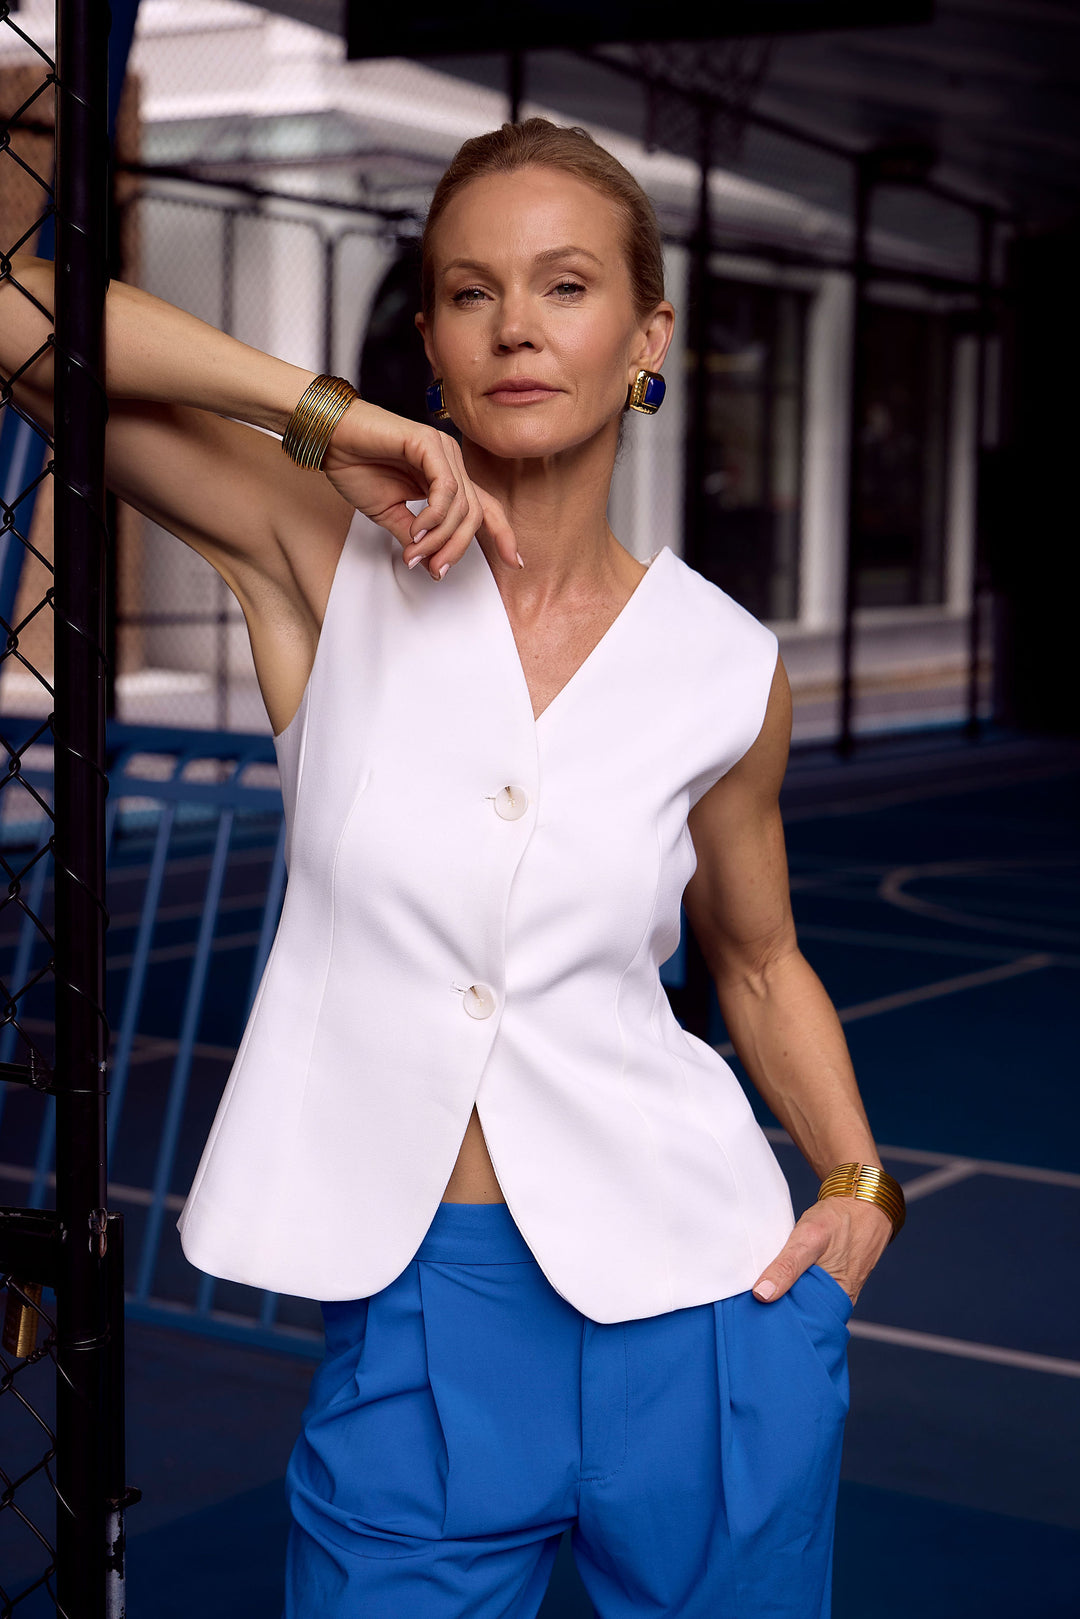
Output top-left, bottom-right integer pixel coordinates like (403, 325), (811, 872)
(0, 723), (316, 1362)
(0, 719), (701, 1370)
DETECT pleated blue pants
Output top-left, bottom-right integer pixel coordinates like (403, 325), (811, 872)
(283, 1200), (852, 1618)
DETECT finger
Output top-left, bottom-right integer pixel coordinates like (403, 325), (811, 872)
(376, 503), (429, 553)
(442, 437), (520, 569)
(476, 487), (520, 569)
(407, 430), (464, 536)
(424, 502), (482, 579)
(751, 1236), (827, 1303)
(412, 478), (472, 562)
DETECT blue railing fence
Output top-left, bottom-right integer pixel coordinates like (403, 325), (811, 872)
(0, 721), (323, 1357)
(0, 719), (690, 1361)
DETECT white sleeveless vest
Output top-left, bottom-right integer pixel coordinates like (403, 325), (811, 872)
(176, 513), (797, 1322)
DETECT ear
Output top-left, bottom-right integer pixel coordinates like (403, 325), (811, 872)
(414, 310), (438, 374)
(630, 301), (676, 379)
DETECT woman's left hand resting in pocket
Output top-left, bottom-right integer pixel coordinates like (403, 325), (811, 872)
(750, 1193), (893, 1307)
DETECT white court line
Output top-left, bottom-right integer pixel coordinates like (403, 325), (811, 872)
(879, 858), (1080, 947)
(849, 1320), (1080, 1379)
(893, 1161), (982, 1201)
(762, 1128), (1080, 1190)
(107, 928), (264, 971)
(711, 953), (1054, 1064)
(0, 1161), (185, 1212)
(795, 921), (1080, 970)
(823, 952), (1053, 1024)
(780, 755), (1080, 822)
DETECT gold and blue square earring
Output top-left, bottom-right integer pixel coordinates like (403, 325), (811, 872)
(426, 378), (452, 421)
(626, 369), (666, 414)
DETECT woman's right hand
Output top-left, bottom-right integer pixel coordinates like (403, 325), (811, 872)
(320, 398), (519, 578)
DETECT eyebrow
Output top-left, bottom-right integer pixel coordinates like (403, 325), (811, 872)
(440, 245), (604, 276)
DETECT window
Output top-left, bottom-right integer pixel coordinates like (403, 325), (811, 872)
(689, 277), (807, 622)
(853, 302), (949, 608)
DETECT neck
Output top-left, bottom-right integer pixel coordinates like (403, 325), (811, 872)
(463, 423), (635, 607)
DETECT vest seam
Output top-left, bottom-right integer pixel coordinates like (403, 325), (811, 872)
(670, 1034), (759, 1277)
(176, 907), (288, 1231)
(290, 775), (371, 1127)
(612, 812), (676, 1314)
(288, 524), (376, 1127)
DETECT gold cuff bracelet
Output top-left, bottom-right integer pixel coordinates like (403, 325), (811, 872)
(817, 1162), (906, 1243)
(282, 374), (360, 471)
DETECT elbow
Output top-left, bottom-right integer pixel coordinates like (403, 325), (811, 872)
(711, 929), (802, 1007)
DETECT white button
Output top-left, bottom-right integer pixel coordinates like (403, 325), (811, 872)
(494, 785), (529, 820)
(463, 983), (497, 1019)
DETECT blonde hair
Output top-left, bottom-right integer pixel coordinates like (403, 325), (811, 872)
(421, 118), (665, 321)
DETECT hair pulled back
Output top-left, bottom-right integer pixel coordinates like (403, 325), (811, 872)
(421, 118), (665, 322)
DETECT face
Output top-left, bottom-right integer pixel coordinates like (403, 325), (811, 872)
(416, 166), (673, 462)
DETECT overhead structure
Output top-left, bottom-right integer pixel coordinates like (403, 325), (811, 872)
(345, 1), (934, 59)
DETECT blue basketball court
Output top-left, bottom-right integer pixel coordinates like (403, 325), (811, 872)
(3, 727), (1077, 1616)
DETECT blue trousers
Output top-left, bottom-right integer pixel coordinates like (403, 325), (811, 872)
(283, 1201), (852, 1618)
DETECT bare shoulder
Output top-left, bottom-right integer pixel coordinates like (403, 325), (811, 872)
(683, 655), (795, 973)
(105, 400), (354, 623)
(103, 400), (358, 735)
(691, 653), (792, 832)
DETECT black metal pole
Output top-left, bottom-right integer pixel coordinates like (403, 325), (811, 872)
(683, 98), (712, 578)
(680, 99), (714, 1040)
(507, 49), (523, 124)
(53, 1), (112, 1614)
(322, 229), (336, 376)
(837, 154), (871, 757)
(965, 206), (995, 740)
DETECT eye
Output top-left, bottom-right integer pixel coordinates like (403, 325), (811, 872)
(451, 285), (488, 305)
(552, 280), (586, 298)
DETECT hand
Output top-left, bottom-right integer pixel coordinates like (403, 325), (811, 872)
(751, 1194), (893, 1307)
(320, 398), (518, 578)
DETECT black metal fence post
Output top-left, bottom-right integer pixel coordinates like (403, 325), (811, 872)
(507, 50), (523, 124)
(837, 152), (872, 757)
(965, 205), (995, 740)
(683, 96), (712, 582)
(678, 98), (715, 1040)
(52, 1), (115, 1613)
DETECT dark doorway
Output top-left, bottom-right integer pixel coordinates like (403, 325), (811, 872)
(357, 245), (431, 426)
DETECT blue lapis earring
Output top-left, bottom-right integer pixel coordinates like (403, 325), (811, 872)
(426, 378), (452, 421)
(626, 369), (666, 415)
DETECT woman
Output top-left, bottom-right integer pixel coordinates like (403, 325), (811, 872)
(2, 119), (904, 1617)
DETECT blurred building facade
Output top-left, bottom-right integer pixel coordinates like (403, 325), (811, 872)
(1, 0), (1007, 740)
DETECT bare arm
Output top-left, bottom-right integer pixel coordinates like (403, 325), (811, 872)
(0, 256), (517, 598)
(682, 657), (892, 1303)
(0, 254), (347, 586)
(0, 255), (517, 735)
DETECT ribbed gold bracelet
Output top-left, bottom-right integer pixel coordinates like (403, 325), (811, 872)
(817, 1162), (906, 1243)
(281, 374), (360, 470)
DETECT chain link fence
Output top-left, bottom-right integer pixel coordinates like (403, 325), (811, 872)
(0, 9), (64, 1608)
(0, 1), (136, 1613)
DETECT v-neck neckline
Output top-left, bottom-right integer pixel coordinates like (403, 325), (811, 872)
(473, 543), (669, 729)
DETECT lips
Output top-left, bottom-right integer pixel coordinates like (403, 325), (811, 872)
(484, 377), (560, 400)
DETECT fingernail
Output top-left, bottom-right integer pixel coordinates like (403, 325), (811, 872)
(516, 551), (525, 569)
(413, 530), (428, 543)
(438, 563), (450, 580)
(407, 554), (424, 569)
(753, 1279), (777, 1300)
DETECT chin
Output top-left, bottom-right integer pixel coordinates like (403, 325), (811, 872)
(464, 411), (607, 463)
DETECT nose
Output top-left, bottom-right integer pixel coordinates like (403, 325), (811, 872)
(493, 290), (540, 354)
